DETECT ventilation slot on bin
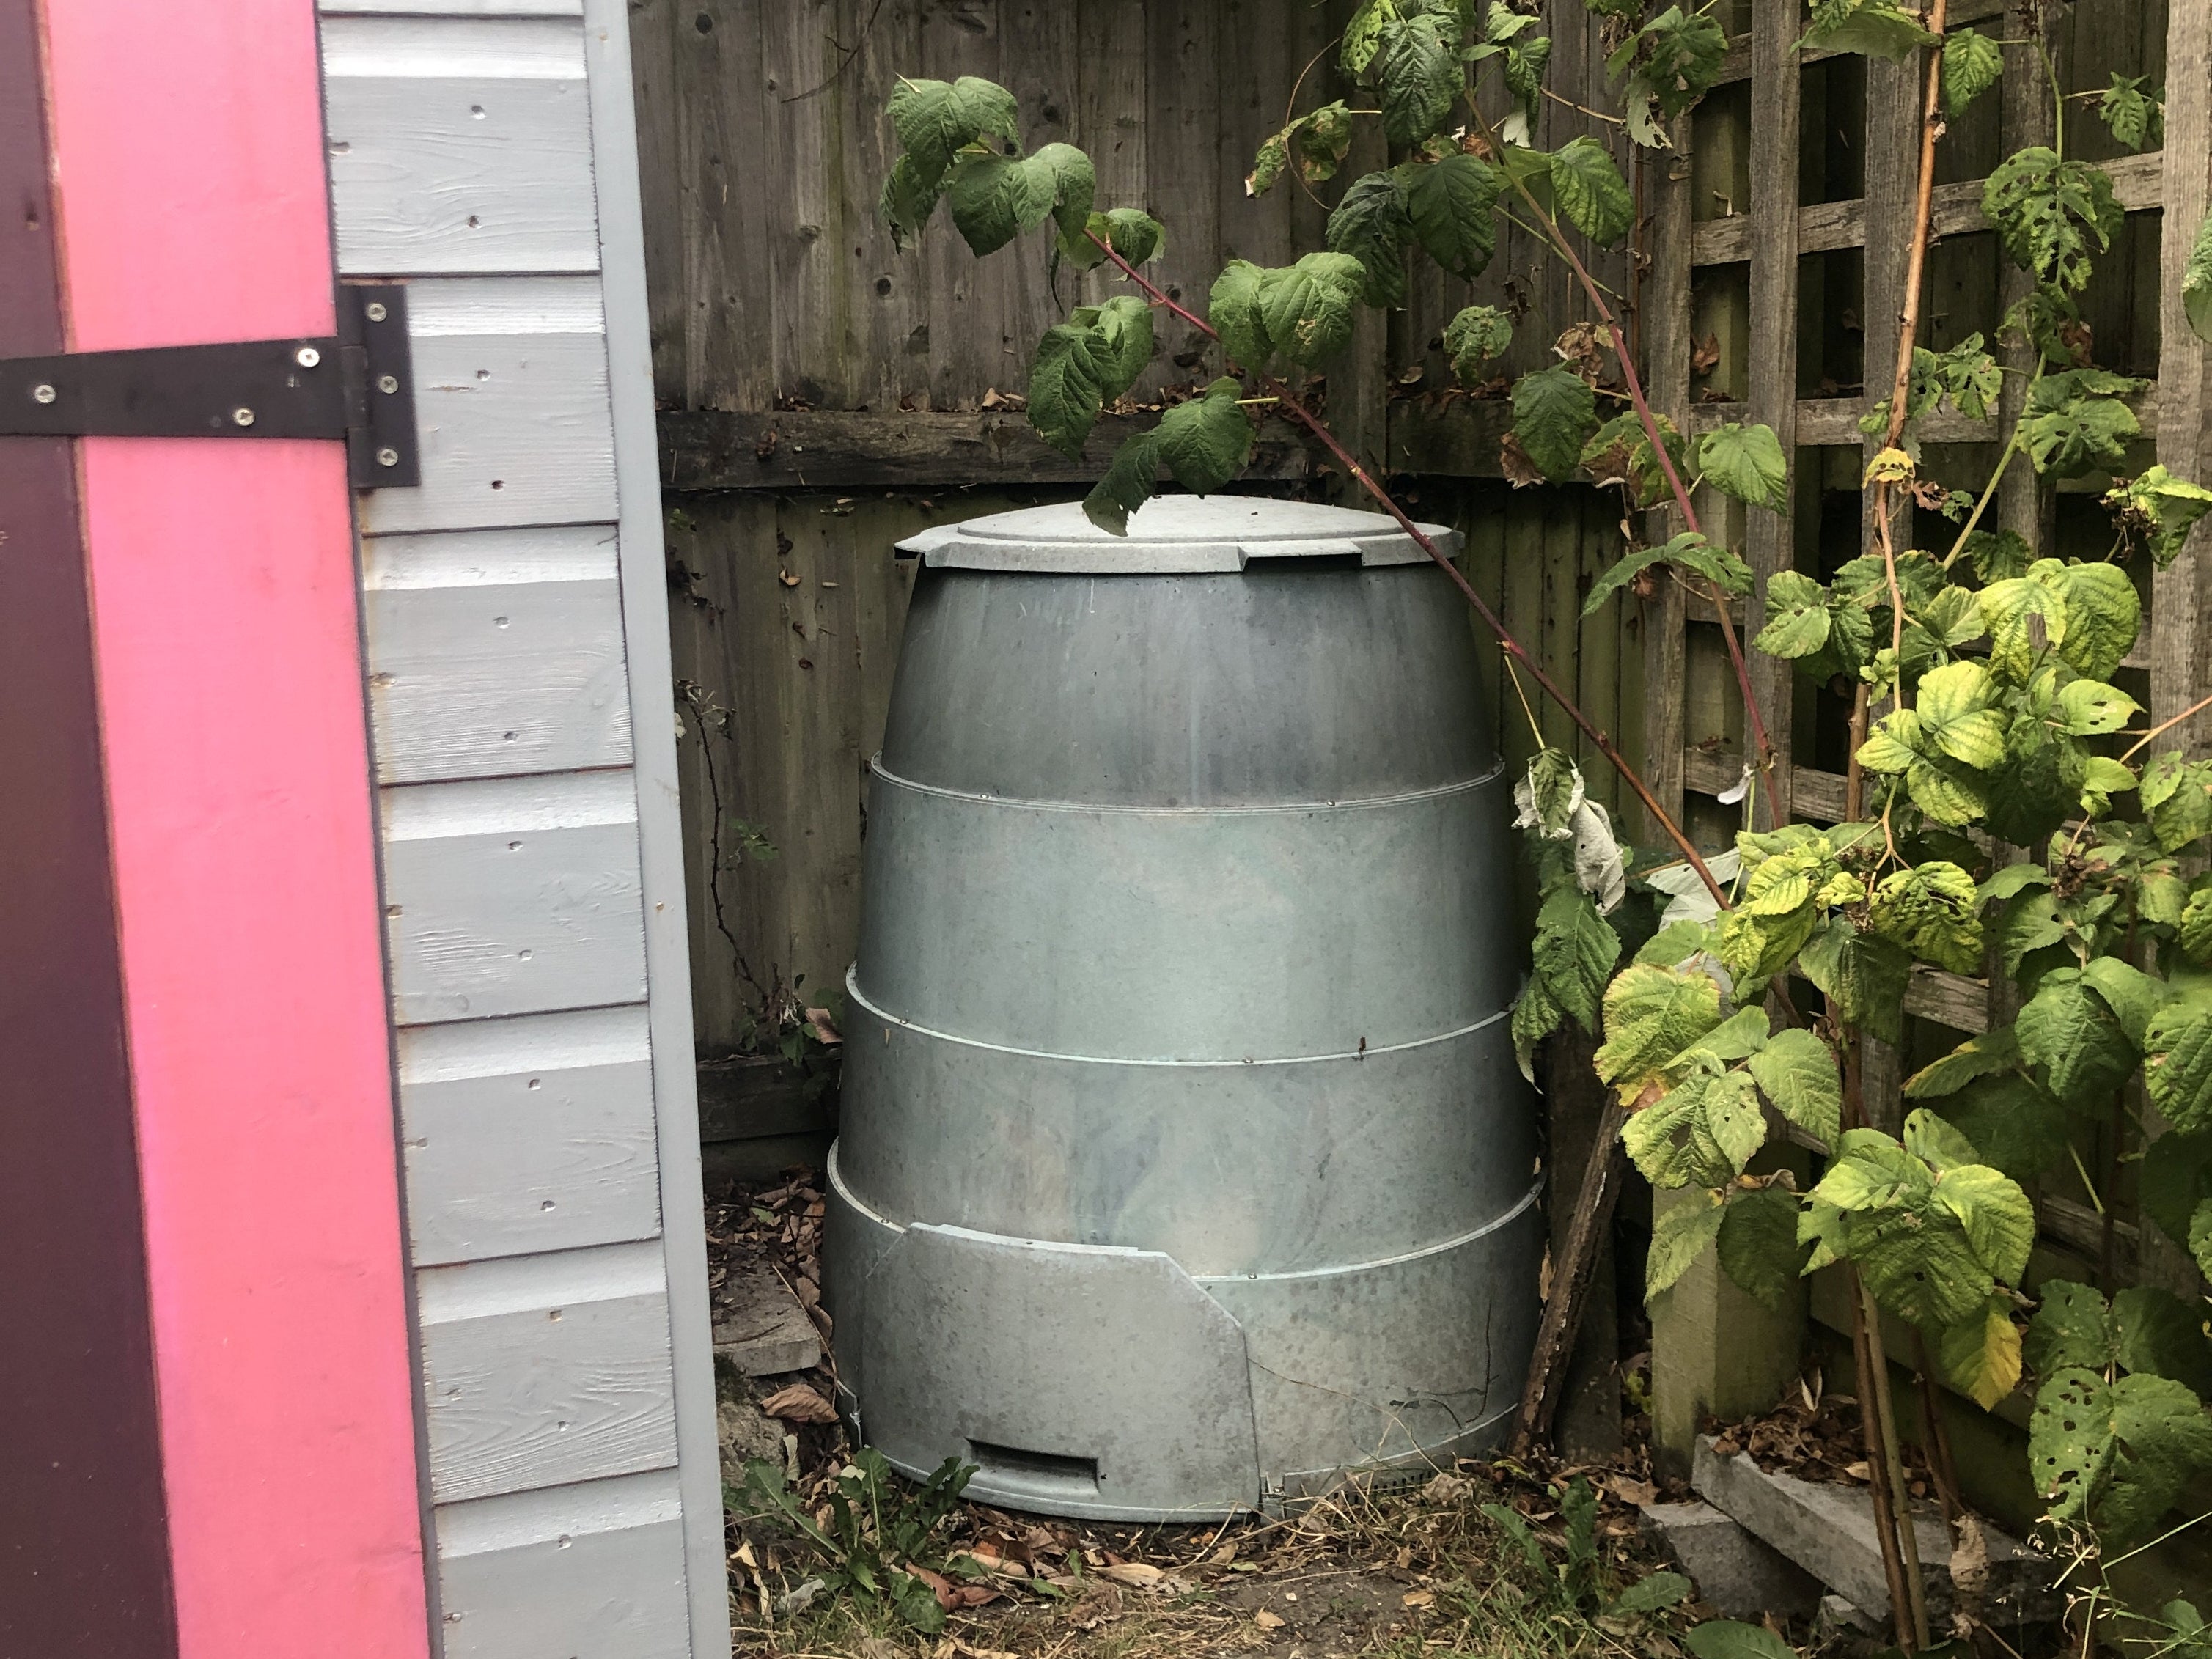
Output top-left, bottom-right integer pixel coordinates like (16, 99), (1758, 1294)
(967, 1441), (1101, 1496)
(1241, 551), (1362, 573)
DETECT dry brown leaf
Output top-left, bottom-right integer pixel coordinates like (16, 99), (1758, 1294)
(951, 1641), (1020, 1659)
(1098, 1561), (1164, 1589)
(1068, 1580), (1124, 1630)
(1950, 1513), (1989, 1607)
(1690, 331), (1721, 375)
(804, 1006), (842, 1045)
(1499, 430), (1544, 489)
(1254, 1609), (1287, 1629)
(757, 1383), (838, 1424)
(1603, 1474), (1658, 1507)
(1402, 1589), (1436, 1608)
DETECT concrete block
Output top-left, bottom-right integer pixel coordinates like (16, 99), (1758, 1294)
(1639, 1499), (1823, 1619)
(713, 1262), (821, 1377)
(1693, 1436), (2061, 1626)
(1816, 1594), (1881, 1638)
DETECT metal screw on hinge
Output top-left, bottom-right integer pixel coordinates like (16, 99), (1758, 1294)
(232, 407), (256, 427)
(365, 301), (389, 323)
(32, 383), (56, 404)
(295, 345), (321, 368)
(377, 447), (400, 468)
(377, 374), (399, 394)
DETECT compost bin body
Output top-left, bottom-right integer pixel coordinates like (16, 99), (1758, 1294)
(823, 498), (1540, 1520)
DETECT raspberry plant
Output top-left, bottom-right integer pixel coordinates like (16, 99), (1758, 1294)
(878, 2), (2212, 1648)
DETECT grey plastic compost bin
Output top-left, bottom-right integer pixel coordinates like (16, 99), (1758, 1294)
(820, 496), (1541, 1521)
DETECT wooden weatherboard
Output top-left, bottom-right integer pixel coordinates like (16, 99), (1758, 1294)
(320, 0), (728, 1653)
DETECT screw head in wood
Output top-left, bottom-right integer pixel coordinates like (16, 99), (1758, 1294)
(377, 447), (400, 468)
(295, 345), (321, 368)
(377, 373), (400, 394)
(32, 383), (55, 404)
(232, 407), (255, 427)
(364, 301), (389, 323)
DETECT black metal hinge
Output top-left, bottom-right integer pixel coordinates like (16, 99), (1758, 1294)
(0, 284), (419, 488)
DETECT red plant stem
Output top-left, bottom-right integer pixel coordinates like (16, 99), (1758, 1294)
(1461, 106), (1779, 817)
(1087, 229), (1731, 908)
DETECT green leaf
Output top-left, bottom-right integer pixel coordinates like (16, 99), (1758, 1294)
(2186, 211), (2212, 344)
(1647, 1188), (1727, 1297)
(1326, 169), (1414, 309)
(1915, 661), (2009, 768)
(1153, 378), (1253, 495)
(2145, 998), (2212, 1133)
(1868, 860), (1984, 975)
(1696, 422), (1789, 513)
(1341, 0), (1396, 75)
(2027, 1281), (2115, 1375)
(1930, 1163), (2037, 1285)
(2143, 753), (2212, 851)
(2080, 956), (2170, 1048)
(1595, 963), (1724, 1103)
(1029, 143), (1097, 250)
(1747, 1029), (1842, 1151)
(1609, 7), (1727, 147)
(1965, 526), (2033, 584)
(1985, 720), (2087, 847)
(1070, 295), (1154, 404)
(2184, 886), (2212, 963)
(2106, 465), (2212, 570)
(881, 153), (945, 250)
(1625, 1074), (1733, 1189)
(1812, 1127), (1925, 1211)
(1937, 1073), (2076, 1183)
(1754, 570), (1831, 658)
(1976, 573), (2067, 683)
(1026, 323), (1106, 457)
(1378, 14), (1460, 146)
(1848, 1203), (1995, 1326)
(1800, 0), (1939, 58)
(1254, 253), (1365, 367)
(2024, 372), (2142, 479)
(1610, 1571), (1693, 1615)
(1444, 304), (1513, 385)
(1939, 1295), (2024, 1410)
(1551, 136), (1633, 246)
(946, 152), (1053, 257)
(1683, 1620), (1798, 1659)
(2031, 1367), (2212, 1548)
(2098, 72), (2164, 152)
(1941, 27), (2003, 115)
(1583, 532), (1750, 617)
(889, 75), (1019, 191)
(1510, 976), (1565, 1086)
(1082, 430), (1158, 536)
(2055, 677), (2139, 737)
(1906, 1028), (2022, 1099)
(1098, 207), (1164, 265)
(1984, 147), (2124, 292)
(2194, 1199), (2212, 1280)
(1532, 880), (1622, 1032)
(1798, 917), (1911, 1045)
(2112, 1285), (2212, 1396)
(1512, 365), (1598, 481)
(1518, 746), (1581, 839)
(1406, 152), (1502, 280)
(2020, 968), (2139, 1110)
(1904, 1105), (1983, 1174)
(1716, 1184), (1812, 1313)
(1208, 260), (1271, 371)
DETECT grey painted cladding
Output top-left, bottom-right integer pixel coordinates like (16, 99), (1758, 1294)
(321, 4), (724, 1655)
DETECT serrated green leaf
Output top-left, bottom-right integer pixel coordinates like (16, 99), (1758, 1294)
(2027, 1281), (2114, 1375)
(1610, 7), (1727, 145)
(2024, 372), (2142, 479)
(1513, 365), (1598, 482)
(1977, 573), (2067, 683)
(1939, 1295), (2024, 1410)
(1510, 974), (1565, 1086)
(1800, 0), (1939, 58)
(2186, 212), (2212, 344)
(1342, 0), (1397, 74)
(2020, 968), (2139, 1110)
(1609, 1570), (1692, 1615)
(1906, 1106), (1983, 1174)
(2112, 1285), (2212, 1396)
(1906, 1028), (2022, 1099)
(1683, 1620), (1798, 1659)
(1848, 1202), (1994, 1325)
(1028, 142), (1096, 250)
(1378, 13), (1460, 146)
(1937, 1073), (2076, 1183)
(1070, 295), (1154, 404)
(2194, 1199), (2212, 1279)
(2098, 72), (2164, 152)
(1869, 859), (1984, 974)
(1096, 207), (1164, 265)
(1812, 1127), (1925, 1211)
(1081, 429), (1158, 536)
(946, 151), (1054, 257)
(1754, 570), (1831, 658)
(2030, 1366), (2212, 1548)
(1647, 1188), (1726, 1297)
(1444, 304), (1513, 385)
(1407, 152), (1502, 280)
(1026, 323), (1106, 457)
(1966, 526), (2034, 583)
(2056, 677), (2139, 737)
(1942, 27), (2003, 115)
(1916, 660), (2008, 768)
(1551, 135), (1633, 246)
(881, 153), (945, 249)
(1326, 169), (1414, 309)
(2145, 998), (2212, 1133)
(1625, 1075), (1733, 1189)
(2180, 887), (2212, 963)
(2080, 957), (2170, 1047)
(1532, 880), (1622, 1032)
(1153, 378), (1253, 496)
(1208, 260), (1271, 371)
(1696, 422), (1789, 512)
(1798, 916), (1911, 1046)
(1985, 147), (2125, 292)
(1931, 1163), (2037, 1284)
(1986, 720), (2087, 847)
(2106, 464), (2212, 570)
(1255, 252), (1366, 367)
(1746, 1028), (1842, 1150)
(889, 75), (1019, 191)
(2144, 753), (2212, 852)
(1716, 1185), (1811, 1313)
(1595, 963), (1724, 1103)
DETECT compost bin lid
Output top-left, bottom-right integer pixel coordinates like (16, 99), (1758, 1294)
(893, 496), (1460, 574)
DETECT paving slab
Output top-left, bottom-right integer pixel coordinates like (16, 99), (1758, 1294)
(1639, 1498), (1823, 1619)
(713, 1261), (821, 1376)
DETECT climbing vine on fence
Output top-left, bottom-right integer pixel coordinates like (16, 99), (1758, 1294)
(876, 1), (2212, 1649)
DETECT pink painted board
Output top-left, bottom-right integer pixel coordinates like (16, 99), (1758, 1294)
(39, 3), (433, 1657)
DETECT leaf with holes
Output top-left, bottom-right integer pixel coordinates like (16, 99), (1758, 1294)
(2098, 72), (2164, 152)
(1255, 253), (1365, 367)
(2024, 371), (2142, 478)
(2055, 677), (2139, 737)
(1341, 0), (1397, 74)
(1444, 304), (1513, 385)
(1943, 27), (2003, 114)
(1984, 148), (2124, 291)
(1867, 860), (1983, 975)
(1407, 152), (1503, 281)
(2145, 998), (2212, 1133)
(2030, 1367), (2212, 1548)
(1798, 0), (1938, 57)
